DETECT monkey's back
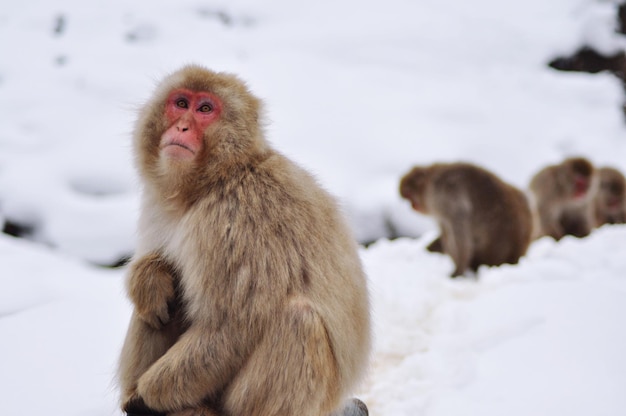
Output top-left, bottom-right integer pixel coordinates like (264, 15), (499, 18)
(247, 152), (371, 395)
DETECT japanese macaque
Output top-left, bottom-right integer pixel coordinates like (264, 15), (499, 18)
(117, 65), (371, 416)
(593, 166), (626, 227)
(399, 162), (532, 277)
(528, 157), (599, 240)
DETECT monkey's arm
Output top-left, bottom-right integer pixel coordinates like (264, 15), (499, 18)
(537, 202), (564, 240)
(442, 220), (472, 277)
(127, 253), (177, 329)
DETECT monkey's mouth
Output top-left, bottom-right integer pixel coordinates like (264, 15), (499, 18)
(573, 177), (588, 199)
(162, 141), (195, 155)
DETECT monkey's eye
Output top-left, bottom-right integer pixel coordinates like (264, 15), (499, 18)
(198, 103), (213, 113)
(175, 98), (188, 109)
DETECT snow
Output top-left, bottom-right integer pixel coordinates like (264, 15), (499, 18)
(362, 230), (626, 416)
(1, 0), (625, 415)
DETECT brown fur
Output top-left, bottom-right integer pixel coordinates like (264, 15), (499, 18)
(117, 65), (371, 416)
(593, 166), (626, 227)
(400, 162), (532, 277)
(528, 157), (599, 240)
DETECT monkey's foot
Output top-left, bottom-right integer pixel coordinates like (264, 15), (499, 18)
(124, 396), (166, 416)
(167, 407), (220, 416)
(127, 413), (166, 416)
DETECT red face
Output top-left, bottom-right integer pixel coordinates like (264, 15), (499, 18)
(161, 89), (222, 160)
(573, 174), (589, 199)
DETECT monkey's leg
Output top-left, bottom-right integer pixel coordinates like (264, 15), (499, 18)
(135, 323), (241, 413)
(538, 206), (564, 240)
(442, 221), (471, 277)
(223, 297), (341, 416)
(119, 311), (184, 414)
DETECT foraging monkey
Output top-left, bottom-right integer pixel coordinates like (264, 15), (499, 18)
(593, 166), (626, 227)
(528, 157), (599, 240)
(117, 65), (371, 416)
(399, 162), (532, 277)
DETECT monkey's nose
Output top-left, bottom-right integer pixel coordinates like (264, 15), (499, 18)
(176, 123), (190, 132)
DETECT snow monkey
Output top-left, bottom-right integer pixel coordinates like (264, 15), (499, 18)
(399, 162), (532, 277)
(528, 157), (599, 240)
(593, 166), (626, 227)
(117, 65), (371, 416)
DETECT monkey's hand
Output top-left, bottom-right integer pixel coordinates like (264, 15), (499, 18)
(426, 236), (444, 253)
(127, 254), (177, 330)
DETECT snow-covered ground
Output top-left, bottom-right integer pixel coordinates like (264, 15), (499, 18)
(1, 0), (625, 415)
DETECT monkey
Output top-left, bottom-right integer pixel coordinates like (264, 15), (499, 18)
(593, 166), (626, 227)
(399, 162), (532, 277)
(117, 65), (371, 416)
(528, 157), (599, 241)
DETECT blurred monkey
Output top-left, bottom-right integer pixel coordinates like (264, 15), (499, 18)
(399, 162), (532, 277)
(528, 157), (598, 240)
(593, 166), (626, 227)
